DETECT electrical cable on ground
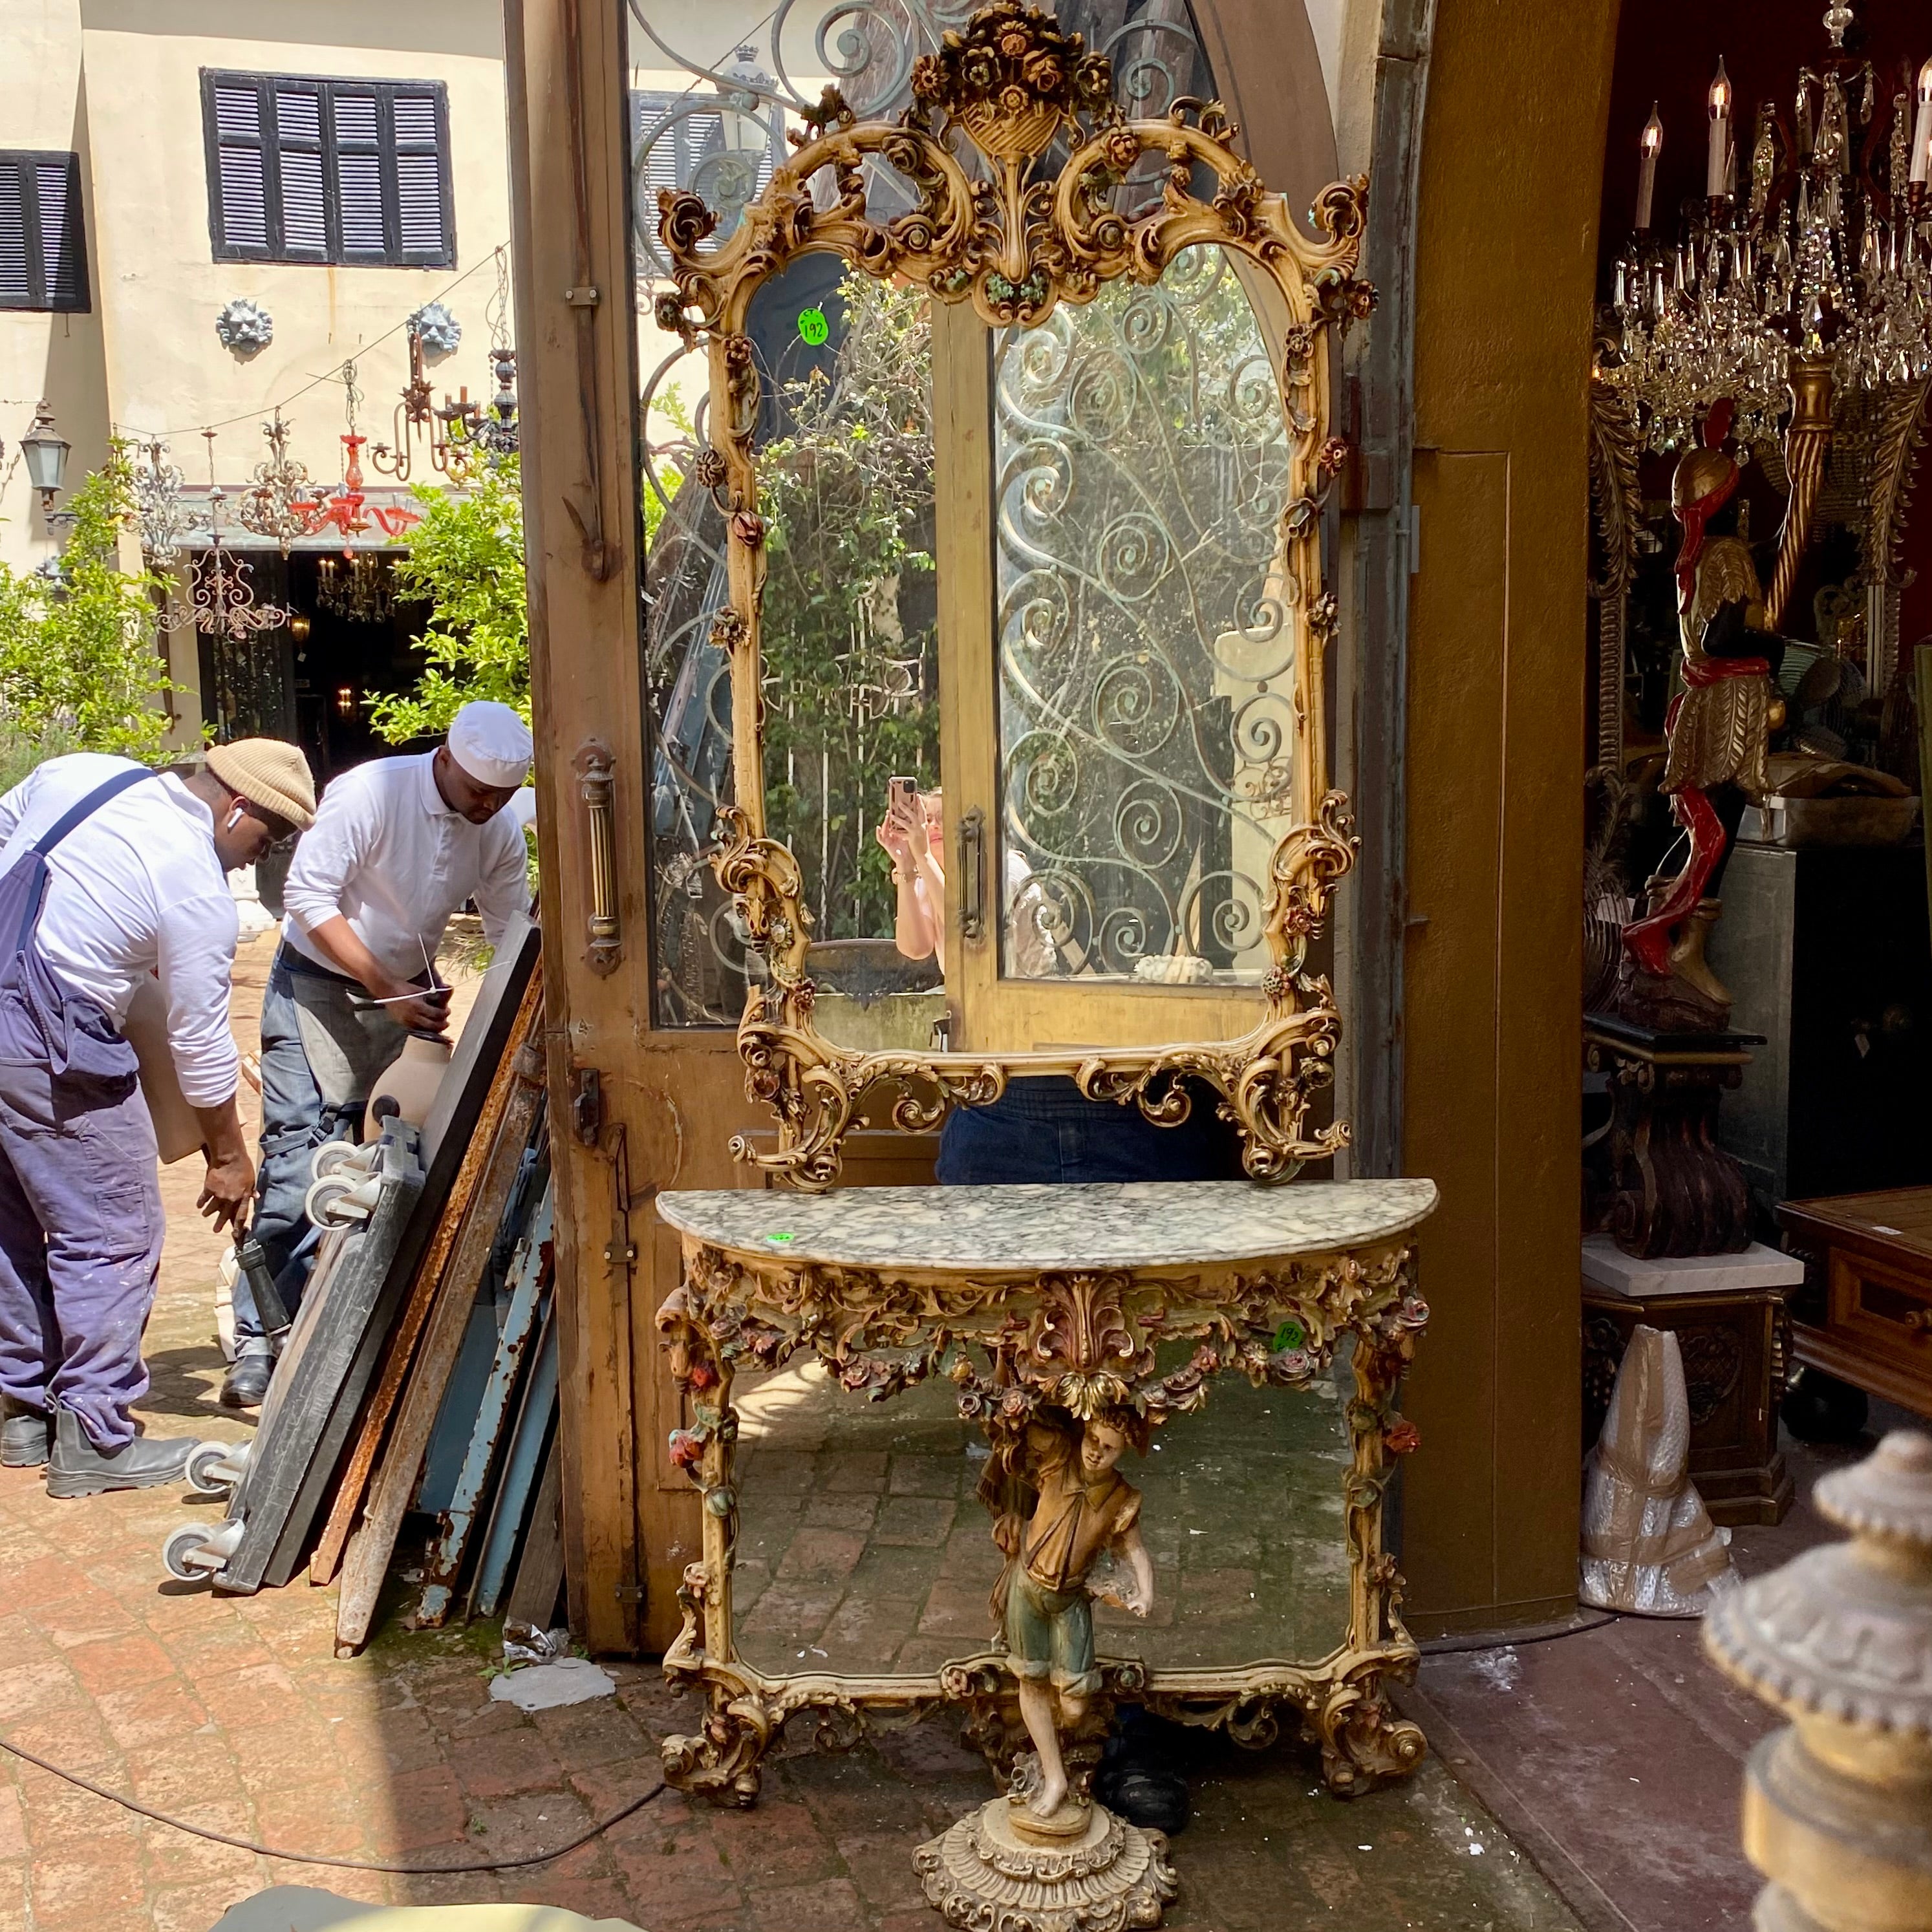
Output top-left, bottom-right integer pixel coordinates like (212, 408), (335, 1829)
(0, 1734), (666, 1874)
(1419, 1611), (1620, 1657)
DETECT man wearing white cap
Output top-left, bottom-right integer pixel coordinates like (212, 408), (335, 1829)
(225, 700), (532, 1406)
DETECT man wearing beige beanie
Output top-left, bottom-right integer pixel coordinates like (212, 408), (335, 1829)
(0, 740), (314, 1494)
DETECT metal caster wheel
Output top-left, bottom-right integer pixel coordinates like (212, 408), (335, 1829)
(162, 1523), (217, 1582)
(184, 1440), (245, 1497)
(310, 1141), (365, 1181)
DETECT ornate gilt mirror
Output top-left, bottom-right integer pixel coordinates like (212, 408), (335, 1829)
(654, 0), (1371, 1188)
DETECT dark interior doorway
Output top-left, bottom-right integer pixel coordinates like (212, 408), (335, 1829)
(199, 548), (435, 786)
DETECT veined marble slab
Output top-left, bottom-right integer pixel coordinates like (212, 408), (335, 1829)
(657, 1178), (1439, 1273)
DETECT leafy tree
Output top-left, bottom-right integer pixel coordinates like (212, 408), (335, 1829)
(370, 422), (687, 748)
(0, 441), (172, 770)
(758, 273), (938, 939)
(367, 454), (530, 744)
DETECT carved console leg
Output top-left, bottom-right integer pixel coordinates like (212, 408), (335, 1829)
(1309, 1674), (1428, 1797)
(661, 1684), (780, 1809)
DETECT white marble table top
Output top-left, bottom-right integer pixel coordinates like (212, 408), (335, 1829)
(657, 1177), (1438, 1274)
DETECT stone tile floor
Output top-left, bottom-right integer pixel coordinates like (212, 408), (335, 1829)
(0, 932), (1593, 1930)
(731, 1357), (1354, 1679)
(64, 928), (1920, 1928)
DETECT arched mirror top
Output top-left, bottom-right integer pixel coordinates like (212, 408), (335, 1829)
(652, 0), (1373, 1191)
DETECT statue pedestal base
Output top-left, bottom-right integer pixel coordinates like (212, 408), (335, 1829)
(915, 1794), (1177, 1931)
(1584, 1014), (1765, 1258)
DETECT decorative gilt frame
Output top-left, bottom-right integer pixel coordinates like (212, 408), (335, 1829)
(652, 1216), (1432, 1809)
(654, 0), (1374, 1190)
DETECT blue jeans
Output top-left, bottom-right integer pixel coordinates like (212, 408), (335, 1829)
(936, 1077), (1242, 1185)
(238, 951), (404, 1336)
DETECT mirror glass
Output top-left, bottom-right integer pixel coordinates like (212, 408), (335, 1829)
(730, 1348), (1353, 1680)
(993, 244), (1293, 986)
(750, 257), (945, 1054)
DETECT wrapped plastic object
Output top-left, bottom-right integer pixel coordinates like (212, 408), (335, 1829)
(1580, 1324), (1739, 1616)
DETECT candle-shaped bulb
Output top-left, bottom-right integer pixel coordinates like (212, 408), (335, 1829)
(1636, 102), (1664, 230)
(1913, 57), (1932, 188)
(1708, 59), (1734, 199)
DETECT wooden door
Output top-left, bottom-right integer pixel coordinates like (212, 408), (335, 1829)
(507, 0), (769, 1656)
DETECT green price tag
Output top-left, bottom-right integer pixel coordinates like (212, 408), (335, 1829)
(1272, 1320), (1305, 1352)
(797, 306), (830, 347)
(765, 1231), (797, 1245)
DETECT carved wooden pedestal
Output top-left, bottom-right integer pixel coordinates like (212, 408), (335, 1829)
(1585, 1016), (1765, 1258)
(1582, 1239), (1798, 1525)
(650, 1178), (1437, 1929)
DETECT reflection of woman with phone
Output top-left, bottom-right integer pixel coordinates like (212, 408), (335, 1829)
(877, 778), (946, 972)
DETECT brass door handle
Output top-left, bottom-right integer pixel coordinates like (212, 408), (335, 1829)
(959, 806), (987, 944)
(576, 741), (620, 975)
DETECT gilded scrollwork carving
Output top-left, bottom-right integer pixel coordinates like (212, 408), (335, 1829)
(653, 1227), (1428, 1809)
(658, 0), (1373, 1192)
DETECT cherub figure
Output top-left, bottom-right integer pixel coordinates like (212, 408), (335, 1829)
(988, 1409), (1154, 1821)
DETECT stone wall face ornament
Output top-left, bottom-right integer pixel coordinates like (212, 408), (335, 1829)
(408, 301), (462, 360)
(657, 0), (1373, 1191)
(213, 297), (274, 359)
(1702, 1430), (1932, 1932)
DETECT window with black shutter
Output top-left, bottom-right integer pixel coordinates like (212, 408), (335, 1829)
(0, 151), (89, 312)
(200, 71), (455, 268)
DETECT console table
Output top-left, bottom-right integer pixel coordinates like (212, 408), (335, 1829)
(650, 1178), (1436, 1926)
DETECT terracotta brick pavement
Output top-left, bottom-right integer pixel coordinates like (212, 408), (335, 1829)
(0, 935), (1582, 1931)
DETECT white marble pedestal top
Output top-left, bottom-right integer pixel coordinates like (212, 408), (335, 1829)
(1582, 1234), (1805, 1298)
(656, 1177), (1439, 1274)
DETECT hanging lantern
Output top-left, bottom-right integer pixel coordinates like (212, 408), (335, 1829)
(19, 402), (70, 508)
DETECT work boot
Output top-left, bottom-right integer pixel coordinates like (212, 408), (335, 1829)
(220, 1339), (275, 1411)
(0, 1395), (50, 1468)
(45, 1403), (197, 1499)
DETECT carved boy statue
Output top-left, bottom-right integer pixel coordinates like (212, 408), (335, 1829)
(991, 1409), (1155, 1822)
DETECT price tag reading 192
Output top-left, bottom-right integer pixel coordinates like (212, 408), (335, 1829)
(797, 306), (830, 346)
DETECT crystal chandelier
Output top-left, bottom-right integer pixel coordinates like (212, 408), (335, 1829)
(1605, 6), (1932, 456)
(316, 551), (396, 625)
(161, 431), (292, 643)
(131, 438), (191, 566)
(237, 410), (313, 555)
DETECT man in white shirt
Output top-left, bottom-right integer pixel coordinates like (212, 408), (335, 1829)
(0, 741), (316, 1493)
(226, 701), (532, 1406)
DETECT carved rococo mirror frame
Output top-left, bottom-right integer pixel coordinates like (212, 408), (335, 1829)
(655, 0), (1374, 1190)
